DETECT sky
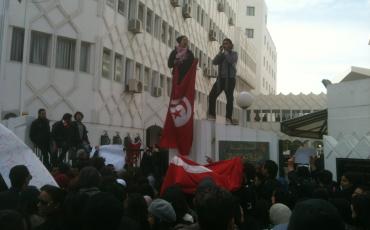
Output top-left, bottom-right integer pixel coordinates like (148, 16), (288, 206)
(264, 0), (370, 94)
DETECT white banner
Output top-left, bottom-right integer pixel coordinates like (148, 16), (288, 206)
(0, 124), (58, 188)
(91, 145), (126, 171)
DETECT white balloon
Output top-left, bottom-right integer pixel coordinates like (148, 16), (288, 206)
(237, 91), (254, 109)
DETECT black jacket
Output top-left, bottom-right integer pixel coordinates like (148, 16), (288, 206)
(168, 48), (195, 84)
(51, 121), (79, 148)
(29, 118), (51, 147)
(72, 121), (90, 145)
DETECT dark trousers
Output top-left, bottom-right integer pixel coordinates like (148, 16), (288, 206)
(208, 77), (236, 119)
(37, 144), (51, 169)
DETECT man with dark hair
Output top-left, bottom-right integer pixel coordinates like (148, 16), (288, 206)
(288, 199), (345, 230)
(30, 108), (51, 168)
(0, 210), (26, 230)
(260, 160), (281, 202)
(51, 113), (79, 165)
(0, 165), (32, 210)
(208, 38), (238, 125)
(195, 187), (235, 230)
(72, 111), (91, 153)
(36, 185), (65, 230)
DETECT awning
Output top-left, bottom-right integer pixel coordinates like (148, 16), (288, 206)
(280, 109), (327, 139)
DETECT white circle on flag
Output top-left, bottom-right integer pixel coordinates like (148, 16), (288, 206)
(169, 97), (192, 127)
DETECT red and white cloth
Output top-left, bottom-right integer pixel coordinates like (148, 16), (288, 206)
(159, 60), (198, 156)
(161, 155), (244, 194)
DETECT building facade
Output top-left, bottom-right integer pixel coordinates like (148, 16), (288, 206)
(245, 93), (327, 140)
(238, 0), (277, 95)
(0, 0), (257, 146)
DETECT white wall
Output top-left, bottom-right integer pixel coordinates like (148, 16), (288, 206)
(1, 0), (254, 148)
(327, 78), (370, 138)
(190, 119), (279, 164)
(324, 77), (370, 179)
(237, 0), (277, 95)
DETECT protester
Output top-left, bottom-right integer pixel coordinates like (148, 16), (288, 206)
(0, 165), (32, 211)
(168, 35), (195, 84)
(51, 113), (79, 165)
(208, 38), (238, 124)
(148, 198), (177, 230)
(72, 111), (91, 153)
(30, 108), (52, 169)
(35, 185), (65, 230)
(288, 199), (345, 230)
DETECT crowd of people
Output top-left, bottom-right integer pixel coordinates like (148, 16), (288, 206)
(29, 109), (91, 169)
(1, 35), (369, 230)
(0, 148), (369, 230)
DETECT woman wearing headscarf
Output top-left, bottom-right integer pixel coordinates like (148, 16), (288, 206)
(168, 35), (195, 84)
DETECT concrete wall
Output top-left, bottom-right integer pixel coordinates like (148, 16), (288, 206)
(190, 119), (278, 164)
(237, 0), (277, 95)
(327, 78), (370, 138)
(0, 0), (256, 149)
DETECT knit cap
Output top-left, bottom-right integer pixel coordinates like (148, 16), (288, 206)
(148, 198), (176, 223)
(269, 203), (291, 225)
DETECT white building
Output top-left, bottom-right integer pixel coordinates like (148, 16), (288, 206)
(238, 0), (277, 95)
(245, 93), (327, 141)
(0, 0), (258, 147)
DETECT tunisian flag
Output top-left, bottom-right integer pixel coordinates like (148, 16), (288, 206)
(159, 60), (198, 156)
(161, 156), (244, 194)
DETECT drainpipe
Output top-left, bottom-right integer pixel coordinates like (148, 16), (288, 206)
(0, 0), (10, 117)
(19, 0), (29, 116)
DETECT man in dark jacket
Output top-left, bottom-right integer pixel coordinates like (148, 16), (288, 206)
(72, 111), (91, 153)
(208, 38), (238, 124)
(51, 113), (79, 165)
(0, 165), (33, 211)
(30, 108), (51, 168)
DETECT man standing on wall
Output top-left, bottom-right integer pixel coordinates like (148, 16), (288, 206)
(30, 108), (51, 169)
(208, 38), (238, 124)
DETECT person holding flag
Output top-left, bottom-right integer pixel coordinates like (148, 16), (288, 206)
(160, 36), (197, 156)
(168, 35), (195, 83)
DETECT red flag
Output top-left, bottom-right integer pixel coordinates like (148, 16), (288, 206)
(160, 156), (244, 194)
(159, 60), (198, 156)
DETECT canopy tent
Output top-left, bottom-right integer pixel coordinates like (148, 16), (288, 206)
(280, 109), (327, 139)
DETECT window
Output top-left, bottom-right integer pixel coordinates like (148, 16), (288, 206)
(168, 26), (173, 47)
(146, 9), (153, 34)
(246, 6), (255, 16)
(144, 67), (150, 91)
(154, 15), (160, 39)
(80, 42), (90, 72)
(246, 28), (254, 38)
(161, 21), (167, 44)
(10, 27), (24, 62)
(160, 74), (165, 88)
(125, 58), (134, 86)
(114, 54), (123, 82)
(107, 0), (115, 8)
(56, 37), (75, 70)
(102, 48), (111, 78)
(30, 31), (50, 66)
(138, 3), (144, 24)
(118, 0), (126, 16)
(135, 63), (142, 80)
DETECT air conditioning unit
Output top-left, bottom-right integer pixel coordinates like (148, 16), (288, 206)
(128, 19), (143, 34)
(209, 30), (217, 41)
(153, 87), (162, 97)
(228, 18), (234, 26)
(217, 3), (225, 12)
(128, 79), (143, 93)
(170, 0), (180, 7)
(182, 4), (192, 19)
